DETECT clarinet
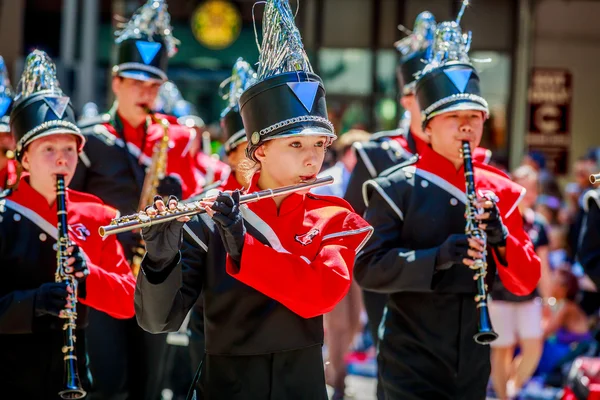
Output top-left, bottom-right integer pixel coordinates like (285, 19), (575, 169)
(55, 175), (86, 399)
(461, 142), (499, 345)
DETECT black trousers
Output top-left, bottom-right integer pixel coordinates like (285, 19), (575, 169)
(362, 290), (387, 400)
(196, 345), (328, 400)
(379, 293), (490, 400)
(86, 309), (168, 400)
(1, 331), (92, 400)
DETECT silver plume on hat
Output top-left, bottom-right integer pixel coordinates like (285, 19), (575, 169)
(0, 56), (13, 100)
(421, 0), (473, 76)
(14, 50), (64, 102)
(222, 58), (257, 110)
(115, 0), (179, 58)
(394, 11), (437, 57)
(255, 0), (312, 80)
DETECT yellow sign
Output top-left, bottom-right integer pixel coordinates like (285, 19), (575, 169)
(191, 0), (242, 50)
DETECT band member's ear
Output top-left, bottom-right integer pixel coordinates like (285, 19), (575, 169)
(20, 151), (30, 171)
(254, 142), (268, 163)
(424, 123), (432, 138)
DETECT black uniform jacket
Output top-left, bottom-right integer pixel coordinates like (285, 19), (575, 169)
(580, 188), (600, 288)
(0, 178), (135, 398)
(354, 145), (540, 399)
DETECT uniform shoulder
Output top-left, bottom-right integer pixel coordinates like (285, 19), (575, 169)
(370, 128), (404, 141)
(475, 166), (526, 218)
(304, 193), (371, 234)
(583, 188), (600, 212)
(68, 189), (119, 219)
(78, 114), (112, 132)
(474, 161), (511, 179)
(473, 147), (493, 164)
(378, 154), (419, 180)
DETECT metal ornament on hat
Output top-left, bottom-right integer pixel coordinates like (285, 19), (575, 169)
(114, 0), (179, 58)
(240, 0), (335, 161)
(11, 50), (82, 159)
(394, 11), (437, 58)
(419, 1), (471, 77)
(254, 0), (312, 80)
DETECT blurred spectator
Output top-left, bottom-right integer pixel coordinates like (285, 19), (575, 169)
(522, 151), (562, 199)
(536, 269), (592, 376)
(489, 165), (548, 400)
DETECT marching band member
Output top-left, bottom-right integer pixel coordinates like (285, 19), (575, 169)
(0, 56), (17, 189)
(354, 7), (540, 399)
(134, 1), (372, 398)
(342, 16), (494, 398)
(69, 1), (197, 398)
(0, 50), (135, 399)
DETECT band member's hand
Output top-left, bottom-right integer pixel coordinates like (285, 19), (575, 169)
(142, 195), (190, 267)
(475, 198), (508, 246)
(202, 190), (246, 263)
(64, 244), (89, 283)
(157, 174), (183, 199)
(435, 234), (485, 271)
(34, 282), (71, 317)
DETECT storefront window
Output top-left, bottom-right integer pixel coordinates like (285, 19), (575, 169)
(470, 51), (512, 163)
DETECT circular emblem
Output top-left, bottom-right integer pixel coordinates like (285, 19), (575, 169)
(191, 0), (242, 50)
(251, 131), (260, 145)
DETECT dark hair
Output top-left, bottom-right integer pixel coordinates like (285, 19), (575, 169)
(556, 269), (579, 301)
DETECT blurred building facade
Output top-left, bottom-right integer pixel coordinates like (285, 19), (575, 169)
(0, 0), (597, 174)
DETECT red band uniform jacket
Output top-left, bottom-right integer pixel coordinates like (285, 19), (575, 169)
(135, 174), (373, 400)
(0, 177), (135, 397)
(354, 144), (540, 400)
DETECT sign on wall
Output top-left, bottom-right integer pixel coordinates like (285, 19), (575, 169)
(526, 68), (572, 175)
(191, 0), (242, 50)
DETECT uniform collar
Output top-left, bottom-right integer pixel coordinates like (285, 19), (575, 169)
(8, 175), (68, 224)
(247, 172), (304, 216)
(115, 112), (147, 147)
(417, 143), (466, 191)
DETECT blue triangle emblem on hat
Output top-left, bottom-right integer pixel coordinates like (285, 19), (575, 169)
(0, 97), (10, 117)
(287, 82), (319, 112)
(444, 68), (473, 93)
(44, 96), (70, 118)
(136, 41), (162, 65)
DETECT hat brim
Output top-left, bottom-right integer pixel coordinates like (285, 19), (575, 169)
(261, 126), (337, 142)
(426, 101), (490, 122)
(224, 129), (247, 154)
(116, 70), (165, 84)
(22, 128), (86, 152)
